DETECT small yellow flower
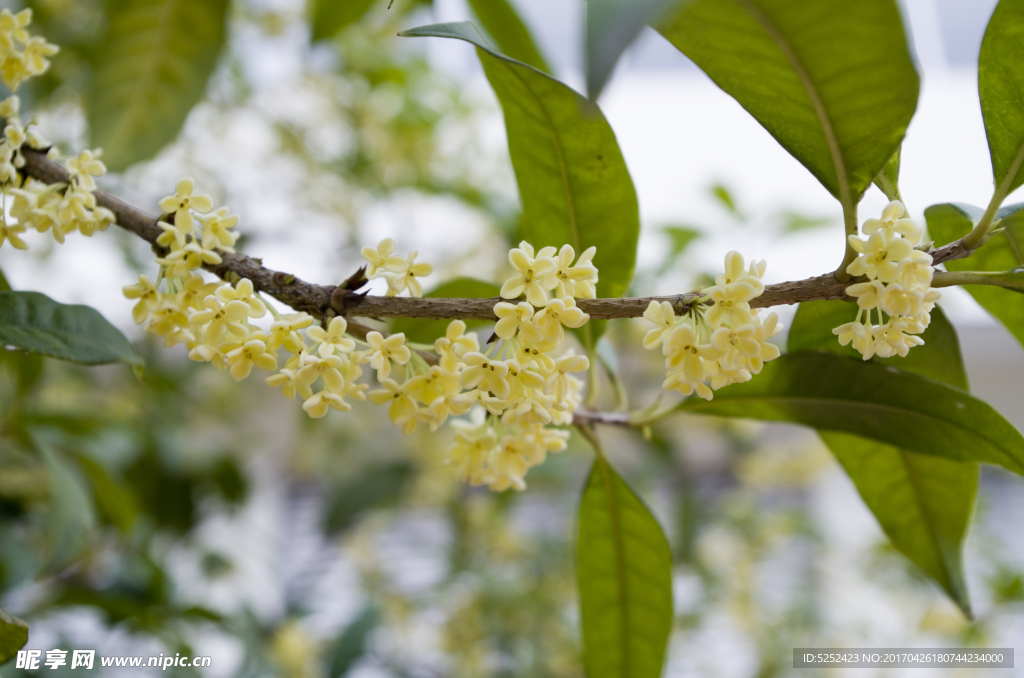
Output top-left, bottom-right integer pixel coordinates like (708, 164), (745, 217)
(361, 331), (411, 381)
(266, 368), (313, 401)
(302, 388), (351, 418)
(0, 219), (28, 250)
(434, 320), (479, 372)
(460, 352), (511, 400)
(122, 274), (160, 324)
(493, 301), (539, 341)
(197, 207), (239, 250)
(846, 231), (913, 283)
(306, 316), (356, 357)
(360, 237), (406, 278)
(65, 150), (105, 192)
(215, 278), (266, 318)
(386, 250), (433, 297)
(500, 241), (557, 307)
(533, 297), (588, 343)
(158, 178), (214, 236)
(369, 378), (419, 434)
(225, 336), (278, 381)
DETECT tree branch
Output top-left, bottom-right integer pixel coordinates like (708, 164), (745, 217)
(16, 150), (977, 316)
(18, 148), (991, 427)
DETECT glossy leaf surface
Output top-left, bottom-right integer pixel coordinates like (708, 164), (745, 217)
(658, 0), (918, 203)
(679, 352), (1024, 476)
(578, 457), (673, 678)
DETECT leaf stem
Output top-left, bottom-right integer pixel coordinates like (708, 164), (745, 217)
(962, 164), (1023, 250)
(834, 200), (858, 283)
(933, 269), (1024, 292)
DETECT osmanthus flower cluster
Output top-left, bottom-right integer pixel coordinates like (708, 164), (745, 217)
(0, 9), (58, 92)
(124, 199), (426, 419)
(439, 241), (598, 491)
(125, 227), (596, 491)
(0, 12), (111, 251)
(833, 200), (940, 359)
(642, 252), (782, 400)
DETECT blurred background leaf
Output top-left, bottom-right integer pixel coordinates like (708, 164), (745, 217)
(86, 0), (229, 170)
(585, 0), (680, 99)
(309, 0), (377, 41)
(0, 610), (28, 664)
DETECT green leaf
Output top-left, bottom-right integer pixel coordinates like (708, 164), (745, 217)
(391, 277), (500, 343)
(658, 0), (919, 204)
(87, 0), (229, 171)
(0, 350), (43, 395)
(980, 0), (1024, 198)
(679, 352), (1024, 475)
(466, 0), (550, 73)
(309, 0), (376, 42)
(0, 292), (139, 366)
(0, 609), (28, 665)
(787, 300), (967, 387)
(777, 211), (833, 234)
(38, 439), (97, 570)
(585, 0), (680, 99)
(819, 432), (976, 613)
(578, 456), (672, 678)
(788, 300), (975, 615)
(0, 268), (11, 292)
(873, 144), (903, 202)
(399, 22), (641, 346)
(328, 606), (379, 677)
(927, 202), (1024, 348)
(323, 462), (412, 534)
(664, 226), (701, 256)
(74, 455), (139, 533)
(710, 182), (742, 219)
(657, 225), (701, 275)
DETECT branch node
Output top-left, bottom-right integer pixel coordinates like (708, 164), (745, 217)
(672, 294), (693, 315)
(329, 287), (369, 315)
(272, 271), (295, 286)
(339, 266), (369, 292)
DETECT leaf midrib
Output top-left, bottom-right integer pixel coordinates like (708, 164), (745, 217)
(596, 456), (631, 675)
(899, 449), (957, 594)
(685, 395), (1020, 469)
(736, 0), (851, 206)
(502, 63), (581, 252)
